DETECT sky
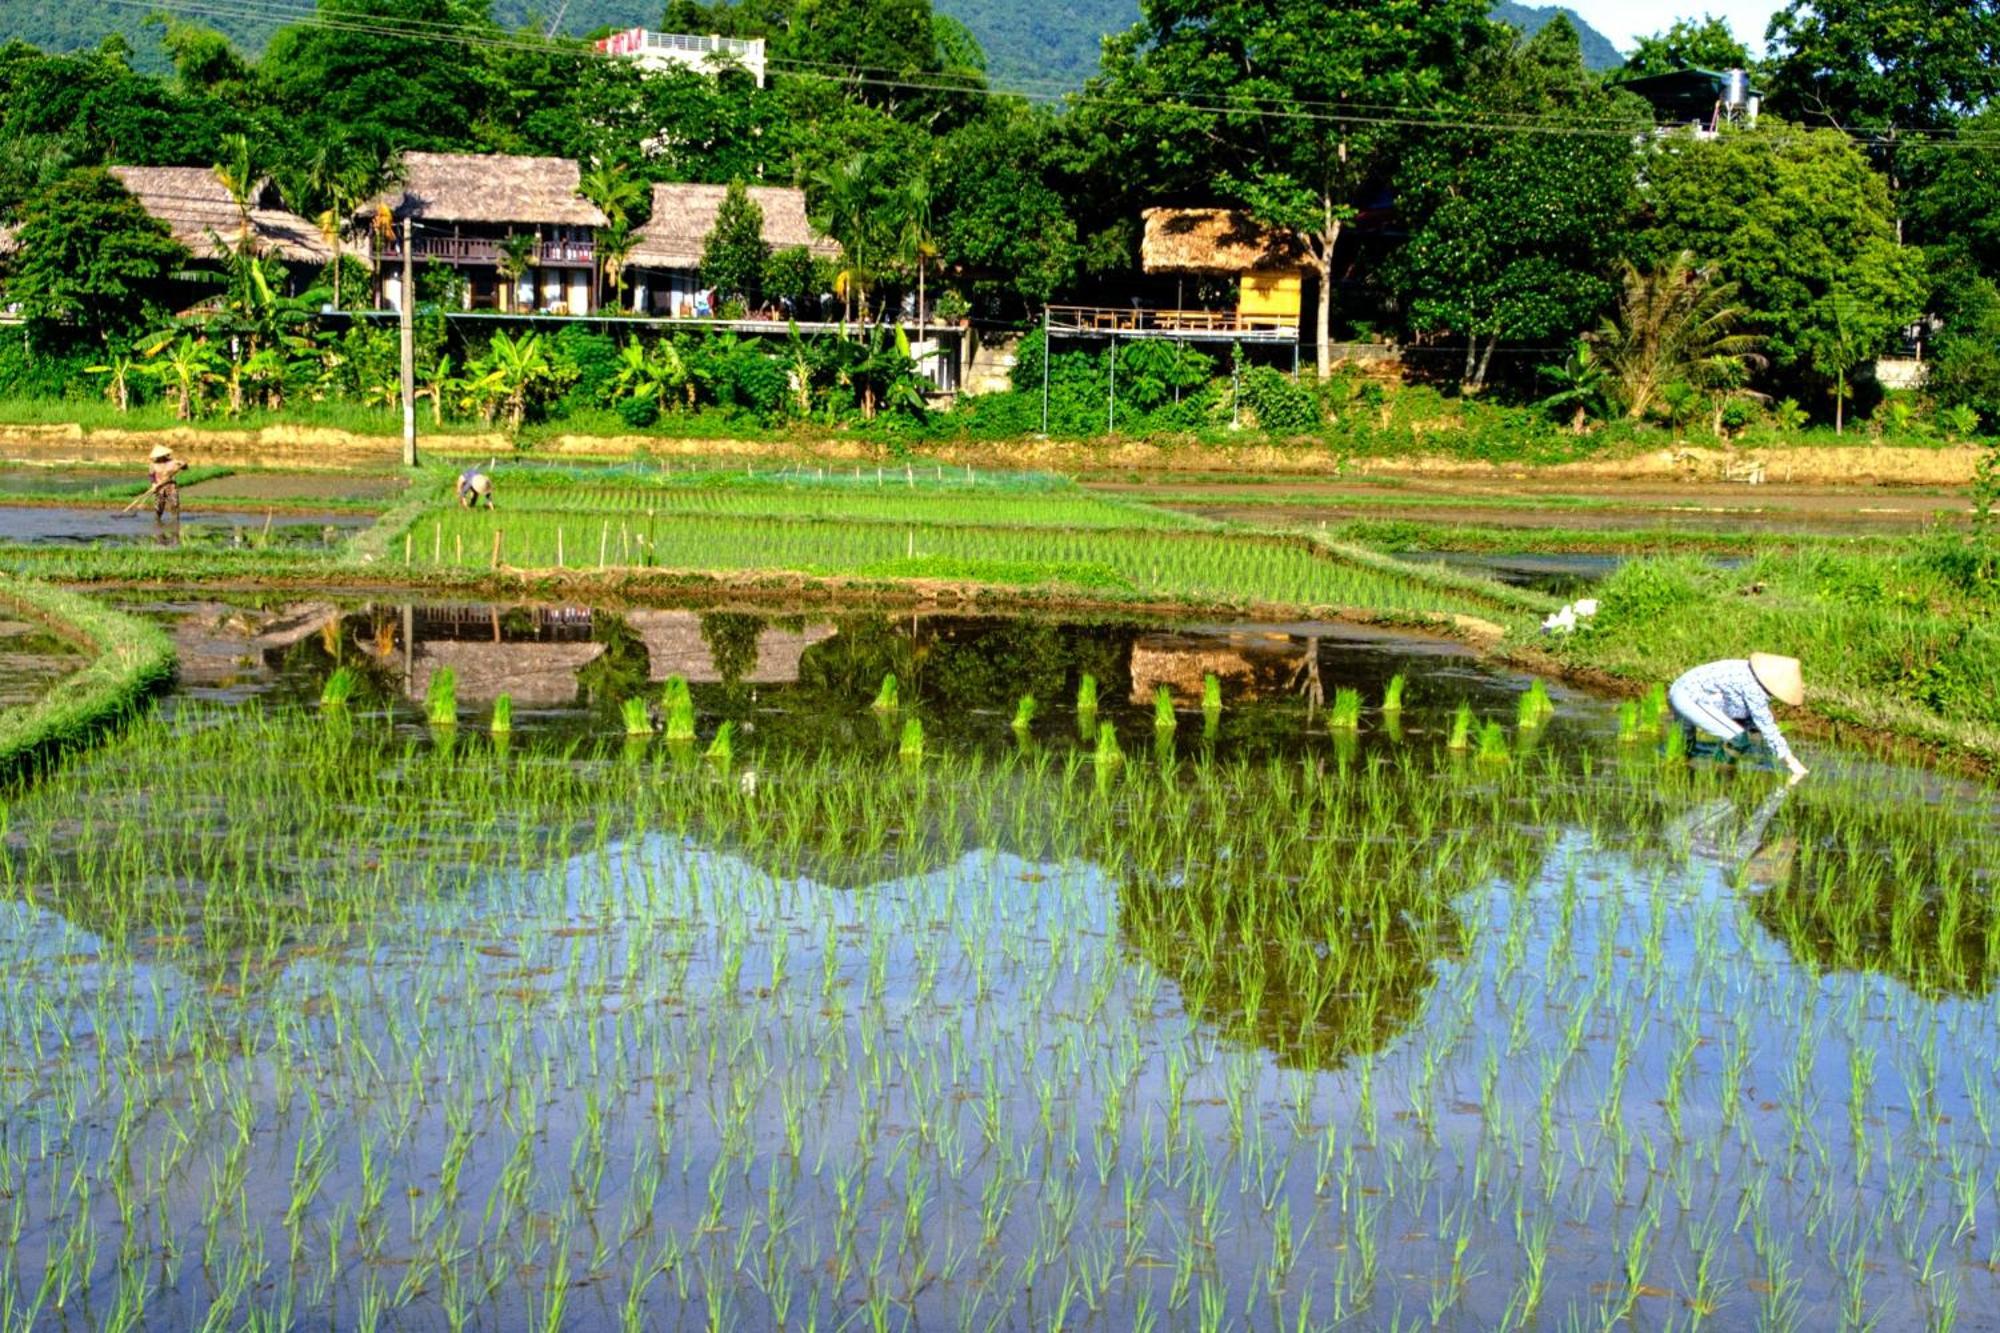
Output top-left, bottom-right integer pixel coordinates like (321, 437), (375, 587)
(1562, 1), (1787, 55)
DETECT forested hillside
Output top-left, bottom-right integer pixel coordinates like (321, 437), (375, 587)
(8, 0), (1623, 83)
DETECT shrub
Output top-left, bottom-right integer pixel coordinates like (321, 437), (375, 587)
(1237, 366), (1319, 434)
(551, 325), (620, 414)
(1590, 556), (1717, 632)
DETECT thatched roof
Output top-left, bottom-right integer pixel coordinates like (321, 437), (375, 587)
(108, 166), (333, 264)
(381, 152), (608, 228)
(409, 641), (607, 707)
(1141, 208), (1305, 275)
(629, 183), (839, 270)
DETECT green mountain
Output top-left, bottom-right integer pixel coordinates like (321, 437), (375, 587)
(4, 0), (1626, 86)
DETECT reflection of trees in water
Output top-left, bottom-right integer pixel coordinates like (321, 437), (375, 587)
(699, 613), (764, 689)
(1115, 774), (1549, 1071)
(1744, 791), (2000, 999)
(577, 612), (650, 717)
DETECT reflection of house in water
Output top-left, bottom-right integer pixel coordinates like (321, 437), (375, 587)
(170, 602), (345, 688)
(1127, 631), (1308, 705)
(625, 611), (838, 684)
(402, 605), (602, 707)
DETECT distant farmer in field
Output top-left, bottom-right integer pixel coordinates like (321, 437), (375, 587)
(457, 467), (495, 509)
(1668, 653), (1808, 781)
(142, 444), (186, 522)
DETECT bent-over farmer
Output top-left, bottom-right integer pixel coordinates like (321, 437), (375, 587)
(457, 468), (495, 509)
(1667, 653), (1808, 781)
(146, 444), (186, 522)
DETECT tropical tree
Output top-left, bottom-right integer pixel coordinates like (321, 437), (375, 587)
(139, 332), (224, 420)
(85, 354), (141, 412)
(893, 167), (938, 338)
(495, 232), (538, 313)
(1091, 0), (1499, 376)
(1596, 252), (1765, 422)
(580, 159), (645, 311)
(614, 338), (692, 415)
(9, 169), (185, 341)
(701, 180), (768, 309)
(808, 153), (882, 324)
(477, 330), (556, 432)
(213, 132), (260, 258)
(596, 220), (638, 314)
(1388, 20), (1644, 390)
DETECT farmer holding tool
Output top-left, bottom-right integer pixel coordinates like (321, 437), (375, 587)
(1667, 653), (1808, 782)
(127, 444), (186, 523)
(457, 464), (496, 509)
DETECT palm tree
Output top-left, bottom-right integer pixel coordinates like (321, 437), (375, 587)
(1597, 252), (1766, 422)
(597, 220), (638, 314)
(496, 232), (538, 313)
(213, 133), (260, 258)
(305, 144), (377, 311)
(579, 161), (645, 314)
(894, 168), (937, 340)
(809, 154), (877, 325)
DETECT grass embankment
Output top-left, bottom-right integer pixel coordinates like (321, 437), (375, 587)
(0, 575), (176, 783)
(1537, 542), (2000, 765)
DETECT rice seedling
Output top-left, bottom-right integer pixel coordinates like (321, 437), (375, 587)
(1011, 694), (1037, 732)
(1615, 699), (1641, 743)
(1202, 673), (1223, 717)
(1329, 687), (1362, 729)
(1517, 679), (1553, 728)
(622, 697), (653, 736)
(1476, 720), (1510, 764)
(320, 665), (359, 710)
(489, 692), (513, 734)
(1382, 673), (1405, 713)
(1077, 673), (1099, 715)
(705, 719), (734, 762)
(871, 673), (899, 713)
(1644, 681), (1670, 724)
(1154, 686), (1176, 733)
(1093, 720), (1122, 767)
(662, 675), (696, 741)
(426, 667), (457, 727)
(899, 716), (924, 761)
(1447, 701), (1474, 750)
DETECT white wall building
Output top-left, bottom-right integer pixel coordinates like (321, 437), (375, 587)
(594, 29), (767, 87)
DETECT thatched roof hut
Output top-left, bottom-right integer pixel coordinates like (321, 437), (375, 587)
(379, 152), (608, 227)
(629, 183), (839, 270)
(1141, 208), (1304, 276)
(107, 166), (332, 264)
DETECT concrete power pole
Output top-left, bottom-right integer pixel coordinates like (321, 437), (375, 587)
(400, 216), (417, 468)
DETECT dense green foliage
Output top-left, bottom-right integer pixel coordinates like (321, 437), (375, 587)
(0, 0), (1991, 441)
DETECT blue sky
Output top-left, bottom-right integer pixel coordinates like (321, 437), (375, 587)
(1563, 2), (1785, 55)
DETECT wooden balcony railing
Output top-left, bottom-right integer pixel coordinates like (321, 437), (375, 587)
(378, 235), (596, 267)
(1046, 305), (1298, 339)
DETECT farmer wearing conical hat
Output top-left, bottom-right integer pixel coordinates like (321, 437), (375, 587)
(1668, 653), (1808, 781)
(457, 465), (495, 510)
(144, 444), (186, 523)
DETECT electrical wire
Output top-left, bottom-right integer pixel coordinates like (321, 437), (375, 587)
(72, 0), (2000, 148)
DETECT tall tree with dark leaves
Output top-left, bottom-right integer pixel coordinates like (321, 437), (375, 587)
(1763, 0), (2000, 134)
(9, 167), (185, 342)
(1091, 0), (1501, 375)
(260, 0), (500, 164)
(1389, 19), (1645, 389)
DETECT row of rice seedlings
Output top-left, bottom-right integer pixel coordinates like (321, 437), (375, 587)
(0, 704), (1990, 1331)
(488, 484), (1191, 531)
(420, 510), (1483, 618)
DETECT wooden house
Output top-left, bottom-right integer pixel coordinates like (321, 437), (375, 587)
(109, 166), (333, 297)
(1140, 208), (1306, 331)
(371, 152), (608, 315)
(628, 183), (839, 316)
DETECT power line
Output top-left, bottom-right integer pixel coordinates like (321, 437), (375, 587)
(81, 0), (2000, 147)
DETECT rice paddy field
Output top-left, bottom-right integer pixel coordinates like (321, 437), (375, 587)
(2, 593), (1998, 1333)
(2, 464), (1998, 1332)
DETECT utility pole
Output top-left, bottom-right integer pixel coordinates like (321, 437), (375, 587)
(400, 215), (416, 468)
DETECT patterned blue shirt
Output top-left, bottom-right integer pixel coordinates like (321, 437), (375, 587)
(1669, 659), (1793, 763)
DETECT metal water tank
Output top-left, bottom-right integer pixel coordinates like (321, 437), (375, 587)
(1723, 69), (1750, 110)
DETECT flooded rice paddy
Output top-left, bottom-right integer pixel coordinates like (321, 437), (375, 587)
(2, 602), (1997, 1331)
(0, 618), (80, 713)
(0, 504), (368, 549)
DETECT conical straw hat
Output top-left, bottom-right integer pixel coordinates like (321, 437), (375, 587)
(149, 444), (173, 462)
(1749, 653), (1803, 707)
